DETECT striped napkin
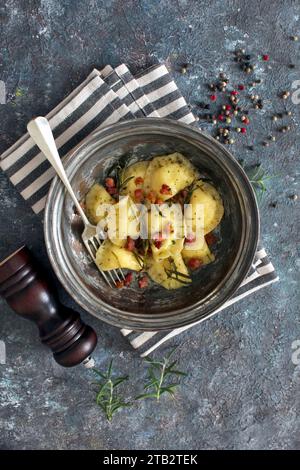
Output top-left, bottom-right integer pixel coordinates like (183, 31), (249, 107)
(0, 63), (279, 356)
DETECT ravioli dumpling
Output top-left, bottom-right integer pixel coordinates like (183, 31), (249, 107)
(95, 240), (142, 271)
(143, 153), (198, 201)
(148, 255), (191, 289)
(182, 240), (215, 265)
(189, 181), (224, 234)
(85, 183), (115, 224)
(120, 161), (149, 199)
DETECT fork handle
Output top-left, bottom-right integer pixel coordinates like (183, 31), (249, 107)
(27, 117), (89, 225)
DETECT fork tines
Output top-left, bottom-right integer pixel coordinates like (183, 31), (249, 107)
(85, 235), (125, 287)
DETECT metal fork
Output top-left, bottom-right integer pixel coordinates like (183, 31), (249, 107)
(27, 117), (124, 287)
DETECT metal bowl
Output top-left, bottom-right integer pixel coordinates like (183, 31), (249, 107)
(44, 118), (259, 331)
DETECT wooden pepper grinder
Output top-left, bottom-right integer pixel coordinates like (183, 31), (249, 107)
(0, 246), (97, 367)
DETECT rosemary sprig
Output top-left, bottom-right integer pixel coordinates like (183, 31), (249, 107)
(133, 250), (146, 270)
(136, 347), (187, 401)
(183, 180), (198, 204)
(106, 153), (134, 192)
(93, 360), (131, 421)
(165, 259), (191, 285)
(243, 164), (276, 203)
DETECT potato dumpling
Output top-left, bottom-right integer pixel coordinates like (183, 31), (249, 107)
(120, 161), (149, 199)
(148, 255), (191, 289)
(143, 153), (198, 201)
(85, 183), (115, 224)
(95, 240), (142, 272)
(182, 240), (215, 265)
(190, 181), (224, 234)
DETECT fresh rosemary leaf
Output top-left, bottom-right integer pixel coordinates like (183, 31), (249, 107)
(136, 347), (187, 402)
(93, 360), (131, 421)
(243, 164), (276, 203)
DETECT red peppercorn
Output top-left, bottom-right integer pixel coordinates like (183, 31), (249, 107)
(218, 114), (224, 121)
(210, 94), (217, 101)
(105, 177), (115, 188)
(242, 116), (250, 124)
(134, 188), (144, 201)
(262, 54), (269, 61)
(238, 84), (245, 91)
(138, 276), (148, 289)
(160, 184), (172, 195)
(241, 127), (247, 134)
(188, 258), (202, 270)
(116, 280), (124, 289)
(205, 232), (218, 246)
(125, 236), (135, 251)
(225, 104), (232, 111)
(124, 272), (133, 286)
(231, 90), (238, 96)
(135, 176), (144, 186)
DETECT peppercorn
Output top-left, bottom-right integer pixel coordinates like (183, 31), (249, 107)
(286, 111), (292, 116)
(245, 67), (252, 74)
(289, 64), (295, 69)
(263, 141), (269, 147)
(272, 115), (278, 121)
(212, 119), (217, 125)
(255, 79), (262, 83)
(229, 138), (235, 144)
(181, 66), (187, 74)
(245, 54), (251, 61)
(238, 84), (245, 90)
(210, 94), (217, 101)
(269, 135), (276, 141)
(248, 145), (254, 151)
(233, 109), (238, 116)
(209, 83), (216, 91)
(236, 127), (241, 132)
(241, 127), (247, 134)
(282, 91), (290, 99)
(226, 117), (232, 124)
(289, 194), (298, 201)
(290, 35), (299, 41)
(262, 54), (269, 61)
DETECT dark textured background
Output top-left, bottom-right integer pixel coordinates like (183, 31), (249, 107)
(0, 0), (299, 450)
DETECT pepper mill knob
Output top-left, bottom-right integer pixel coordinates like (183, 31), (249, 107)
(0, 246), (97, 367)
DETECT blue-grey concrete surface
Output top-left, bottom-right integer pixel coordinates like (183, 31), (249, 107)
(0, 0), (299, 450)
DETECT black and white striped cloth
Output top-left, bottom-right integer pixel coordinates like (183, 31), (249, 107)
(0, 63), (278, 356)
